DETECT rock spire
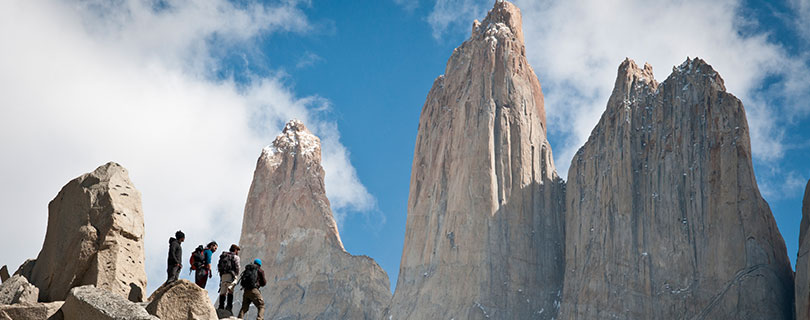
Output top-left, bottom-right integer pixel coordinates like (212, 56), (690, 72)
(389, 1), (566, 319)
(559, 58), (794, 319)
(238, 119), (391, 320)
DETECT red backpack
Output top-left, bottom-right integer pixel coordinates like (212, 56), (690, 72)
(189, 245), (205, 271)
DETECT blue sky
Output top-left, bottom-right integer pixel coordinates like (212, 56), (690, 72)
(0, 0), (808, 298)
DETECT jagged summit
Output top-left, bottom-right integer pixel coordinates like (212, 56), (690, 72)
(471, 0), (524, 44)
(262, 119), (320, 157)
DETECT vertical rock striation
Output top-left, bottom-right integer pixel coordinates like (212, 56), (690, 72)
(797, 179), (810, 319)
(560, 58), (793, 319)
(389, 2), (566, 319)
(19, 162), (147, 302)
(238, 120), (391, 320)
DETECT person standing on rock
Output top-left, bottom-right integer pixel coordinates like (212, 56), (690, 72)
(195, 241), (217, 288)
(166, 230), (185, 283)
(238, 259), (267, 320)
(217, 244), (241, 312)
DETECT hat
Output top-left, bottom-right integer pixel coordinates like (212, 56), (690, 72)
(254, 259), (262, 266)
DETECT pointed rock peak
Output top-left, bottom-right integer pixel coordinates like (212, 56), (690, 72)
(611, 58), (658, 101)
(472, 0), (524, 44)
(263, 119), (320, 157)
(616, 58), (656, 85)
(670, 56), (726, 91)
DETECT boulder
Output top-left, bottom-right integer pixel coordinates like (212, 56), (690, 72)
(389, 1), (565, 319)
(559, 58), (794, 319)
(0, 301), (63, 320)
(18, 162), (147, 302)
(145, 279), (216, 320)
(62, 285), (154, 320)
(0, 275), (38, 305)
(238, 120), (392, 320)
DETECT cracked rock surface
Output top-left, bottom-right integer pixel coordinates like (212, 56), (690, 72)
(389, 2), (566, 319)
(17, 162), (147, 302)
(559, 58), (794, 319)
(237, 120), (391, 320)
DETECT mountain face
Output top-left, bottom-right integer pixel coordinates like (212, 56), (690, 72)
(18, 162), (147, 303)
(559, 58), (794, 319)
(238, 120), (391, 320)
(797, 180), (810, 319)
(389, 2), (566, 319)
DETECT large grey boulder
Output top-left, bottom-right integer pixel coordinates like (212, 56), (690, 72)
(796, 179), (810, 319)
(145, 279), (216, 320)
(18, 162), (147, 302)
(61, 285), (155, 320)
(0, 275), (38, 305)
(559, 58), (794, 319)
(0, 301), (63, 320)
(237, 120), (391, 320)
(388, 1), (566, 319)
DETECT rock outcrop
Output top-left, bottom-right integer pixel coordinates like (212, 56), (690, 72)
(559, 58), (794, 319)
(0, 266), (9, 283)
(238, 120), (391, 320)
(0, 301), (63, 320)
(797, 179), (810, 319)
(145, 279), (216, 320)
(62, 285), (155, 320)
(389, 2), (566, 319)
(0, 275), (38, 305)
(18, 162), (147, 302)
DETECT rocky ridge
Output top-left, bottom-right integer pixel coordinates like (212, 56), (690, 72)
(389, 1), (566, 319)
(238, 120), (391, 320)
(559, 58), (794, 319)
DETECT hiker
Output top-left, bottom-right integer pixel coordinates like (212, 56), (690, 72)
(238, 259), (266, 320)
(166, 230), (184, 283)
(217, 244), (241, 312)
(194, 241), (218, 288)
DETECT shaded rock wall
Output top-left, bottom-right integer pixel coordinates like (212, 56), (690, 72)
(559, 58), (794, 319)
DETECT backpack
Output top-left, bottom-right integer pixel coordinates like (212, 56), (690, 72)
(218, 252), (237, 275)
(240, 264), (259, 290)
(190, 245), (205, 271)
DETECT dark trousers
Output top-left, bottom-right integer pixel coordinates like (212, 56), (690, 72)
(195, 268), (209, 288)
(166, 265), (180, 283)
(238, 288), (265, 320)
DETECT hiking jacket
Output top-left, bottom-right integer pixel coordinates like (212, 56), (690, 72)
(167, 237), (182, 267)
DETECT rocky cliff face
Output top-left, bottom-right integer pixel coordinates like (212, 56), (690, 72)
(19, 162), (147, 303)
(797, 179), (810, 319)
(560, 58), (794, 319)
(389, 2), (566, 319)
(238, 120), (391, 320)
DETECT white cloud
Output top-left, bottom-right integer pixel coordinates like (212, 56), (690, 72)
(394, 0), (421, 12)
(791, 0), (810, 42)
(428, 0), (487, 38)
(0, 0), (373, 298)
(424, 0), (810, 180)
(295, 51), (324, 69)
